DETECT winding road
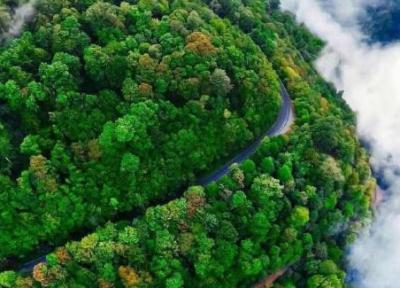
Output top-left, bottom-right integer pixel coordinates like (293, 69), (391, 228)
(16, 83), (294, 274)
(197, 83), (294, 185)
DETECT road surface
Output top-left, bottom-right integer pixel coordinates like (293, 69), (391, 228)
(18, 256), (47, 274)
(16, 83), (294, 273)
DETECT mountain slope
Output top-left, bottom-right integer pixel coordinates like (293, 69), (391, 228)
(0, 0), (374, 287)
(0, 0), (282, 262)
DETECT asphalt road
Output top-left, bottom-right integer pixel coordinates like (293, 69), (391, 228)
(197, 83), (294, 185)
(18, 256), (47, 274)
(16, 83), (294, 274)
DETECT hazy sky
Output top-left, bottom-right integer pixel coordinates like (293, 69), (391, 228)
(281, 0), (400, 287)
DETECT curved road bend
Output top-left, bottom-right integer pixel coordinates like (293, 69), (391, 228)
(17, 83), (294, 273)
(197, 83), (294, 186)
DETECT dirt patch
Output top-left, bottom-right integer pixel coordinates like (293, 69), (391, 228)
(254, 268), (287, 288)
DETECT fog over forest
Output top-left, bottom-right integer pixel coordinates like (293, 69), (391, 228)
(281, 0), (400, 287)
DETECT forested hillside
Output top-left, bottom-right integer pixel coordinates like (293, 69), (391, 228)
(0, 0), (374, 287)
(0, 0), (282, 262)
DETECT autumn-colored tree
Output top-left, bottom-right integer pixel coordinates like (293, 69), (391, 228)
(185, 32), (217, 55)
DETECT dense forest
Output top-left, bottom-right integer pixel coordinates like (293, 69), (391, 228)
(0, 0), (374, 287)
(0, 0), (283, 261)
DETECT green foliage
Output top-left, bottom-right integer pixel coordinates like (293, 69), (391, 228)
(120, 153), (140, 173)
(0, 271), (16, 288)
(278, 164), (294, 183)
(291, 206), (310, 228)
(210, 68), (232, 96)
(0, 0), (374, 287)
(20, 134), (40, 155)
(261, 156), (275, 174)
(0, 0), (282, 261)
(6, 115), (372, 286)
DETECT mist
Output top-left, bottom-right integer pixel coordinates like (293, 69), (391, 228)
(1, 0), (35, 40)
(280, 0), (400, 287)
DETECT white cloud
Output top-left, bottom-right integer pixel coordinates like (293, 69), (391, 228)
(1, 0), (36, 40)
(280, 0), (400, 287)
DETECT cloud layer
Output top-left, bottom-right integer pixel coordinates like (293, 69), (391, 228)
(1, 0), (36, 41)
(8, 1), (35, 36)
(281, 0), (400, 287)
